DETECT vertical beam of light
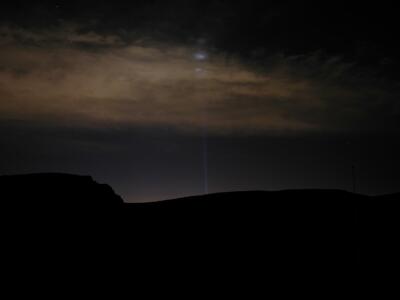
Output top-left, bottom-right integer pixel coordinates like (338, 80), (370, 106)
(194, 43), (209, 194)
(202, 119), (209, 194)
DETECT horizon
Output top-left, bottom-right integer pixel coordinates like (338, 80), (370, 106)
(1, 171), (398, 203)
(2, 171), (399, 204)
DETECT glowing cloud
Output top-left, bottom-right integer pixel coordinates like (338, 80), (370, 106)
(0, 26), (398, 134)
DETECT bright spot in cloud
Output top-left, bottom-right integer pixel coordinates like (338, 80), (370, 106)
(194, 51), (208, 61)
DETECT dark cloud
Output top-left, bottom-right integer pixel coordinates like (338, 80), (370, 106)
(2, 2), (398, 55)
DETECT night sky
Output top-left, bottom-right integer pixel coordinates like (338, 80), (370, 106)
(1, 1), (399, 202)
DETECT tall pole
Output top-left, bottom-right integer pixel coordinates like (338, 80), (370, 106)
(347, 140), (357, 194)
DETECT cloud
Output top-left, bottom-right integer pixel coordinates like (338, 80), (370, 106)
(0, 24), (124, 46)
(0, 25), (399, 135)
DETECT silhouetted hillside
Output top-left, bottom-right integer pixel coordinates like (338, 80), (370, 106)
(124, 190), (399, 268)
(2, 173), (399, 287)
(1, 173), (124, 208)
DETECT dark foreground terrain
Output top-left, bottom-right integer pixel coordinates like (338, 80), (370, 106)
(2, 173), (399, 292)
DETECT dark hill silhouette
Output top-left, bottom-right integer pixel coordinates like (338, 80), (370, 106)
(1, 173), (124, 207)
(125, 189), (400, 268)
(2, 173), (399, 290)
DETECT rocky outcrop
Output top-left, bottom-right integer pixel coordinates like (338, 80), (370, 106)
(0, 173), (124, 207)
